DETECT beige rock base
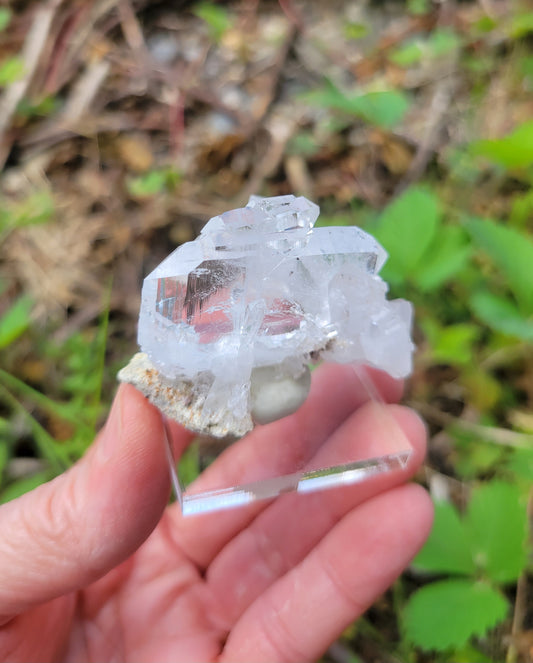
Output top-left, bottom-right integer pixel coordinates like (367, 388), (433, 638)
(118, 352), (253, 438)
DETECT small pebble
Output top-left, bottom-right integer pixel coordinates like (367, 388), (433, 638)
(250, 365), (311, 425)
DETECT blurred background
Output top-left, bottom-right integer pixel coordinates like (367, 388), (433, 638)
(0, 0), (532, 660)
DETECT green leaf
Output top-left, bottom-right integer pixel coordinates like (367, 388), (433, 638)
(128, 171), (166, 197)
(454, 436), (505, 480)
(373, 187), (440, 282)
(466, 217), (533, 313)
(504, 447), (533, 482)
(413, 225), (471, 291)
(193, 2), (232, 43)
(465, 481), (528, 583)
(510, 12), (533, 39)
(390, 28), (460, 68)
(0, 367), (82, 426)
(390, 41), (423, 67)
(422, 322), (480, 366)
(345, 90), (410, 129)
(445, 146), (483, 184)
(474, 16), (498, 34)
(510, 189), (533, 227)
(470, 291), (533, 340)
(407, 0), (430, 15)
(0, 296), (33, 350)
(428, 28), (461, 57)
(403, 579), (508, 652)
(0, 432), (9, 477)
(450, 644), (494, 663)
(127, 168), (180, 198)
(1, 471), (52, 504)
(0, 381), (70, 472)
(460, 368), (502, 412)
(343, 22), (369, 40)
(16, 94), (58, 119)
(302, 81), (410, 129)
(0, 56), (24, 86)
(287, 132), (320, 157)
(0, 190), (55, 233)
(0, 8), (12, 32)
(520, 55), (533, 82)
(412, 500), (476, 575)
(470, 120), (533, 170)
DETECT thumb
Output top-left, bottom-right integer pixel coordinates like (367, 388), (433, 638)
(0, 384), (189, 619)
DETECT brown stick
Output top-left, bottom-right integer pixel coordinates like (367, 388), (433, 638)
(0, 0), (64, 169)
(411, 401), (533, 449)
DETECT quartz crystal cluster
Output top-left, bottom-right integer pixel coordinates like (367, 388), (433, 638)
(120, 195), (414, 437)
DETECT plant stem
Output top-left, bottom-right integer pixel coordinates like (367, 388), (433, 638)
(506, 485), (533, 663)
(0, 383), (69, 473)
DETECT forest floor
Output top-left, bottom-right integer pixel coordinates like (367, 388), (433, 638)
(1, 1), (533, 661)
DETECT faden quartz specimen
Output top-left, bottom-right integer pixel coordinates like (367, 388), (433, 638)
(119, 195), (414, 437)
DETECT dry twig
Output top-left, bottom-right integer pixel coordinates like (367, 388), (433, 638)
(394, 0), (458, 195)
(61, 59), (111, 124)
(394, 72), (456, 196)
(0, 0), (64, 169)
(411, 401), (533, 449)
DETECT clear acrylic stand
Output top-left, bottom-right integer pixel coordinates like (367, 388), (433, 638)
(164, 363), (413, 516)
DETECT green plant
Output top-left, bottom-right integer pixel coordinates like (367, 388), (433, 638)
(0, 56), (24, 86)
(16, 95), (58, 119)
(369, 186), (471, 293)
(466, 217), (533, 341)
(0, 294), (34, 350)
(403, 481), (529, 653)
(509, 11), (533, 39)
(420, 320), (481, 366)
(406, 0), (430, 15)
(343, 22), (370, 41)
(0, 306), (110, 501)
(127, 166), (182, 198)
(301, 79), (411, 129)
(193, 2), (233, 43)
(0, 8), (12, 32)
(470, 120), (533, 172)
(0, 189), (54, 238)
(390, 27), (461, 67)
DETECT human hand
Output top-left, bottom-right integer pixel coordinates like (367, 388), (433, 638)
(0, 363), (432, 663)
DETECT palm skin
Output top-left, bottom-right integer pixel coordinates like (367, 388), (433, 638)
(0, 364), (432, 663)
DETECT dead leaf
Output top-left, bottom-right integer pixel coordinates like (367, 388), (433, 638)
(114, 134), (154, 172)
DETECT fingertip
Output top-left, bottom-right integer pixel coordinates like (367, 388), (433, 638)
(388, 482), (435, 561)
(361, 366), (404, 403)
(120, 382), (165, 437)
(88, 384), (172, 560)
(111, 384), (194, 460)
(386, 404), (428, 471)
(119, 383), (166, 459)
(96, 384), (162, 461)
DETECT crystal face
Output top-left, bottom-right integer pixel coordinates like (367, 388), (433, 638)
(138, 195), (414, 428)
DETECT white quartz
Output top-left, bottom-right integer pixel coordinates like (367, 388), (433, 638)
(134, 195), (414, 432)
